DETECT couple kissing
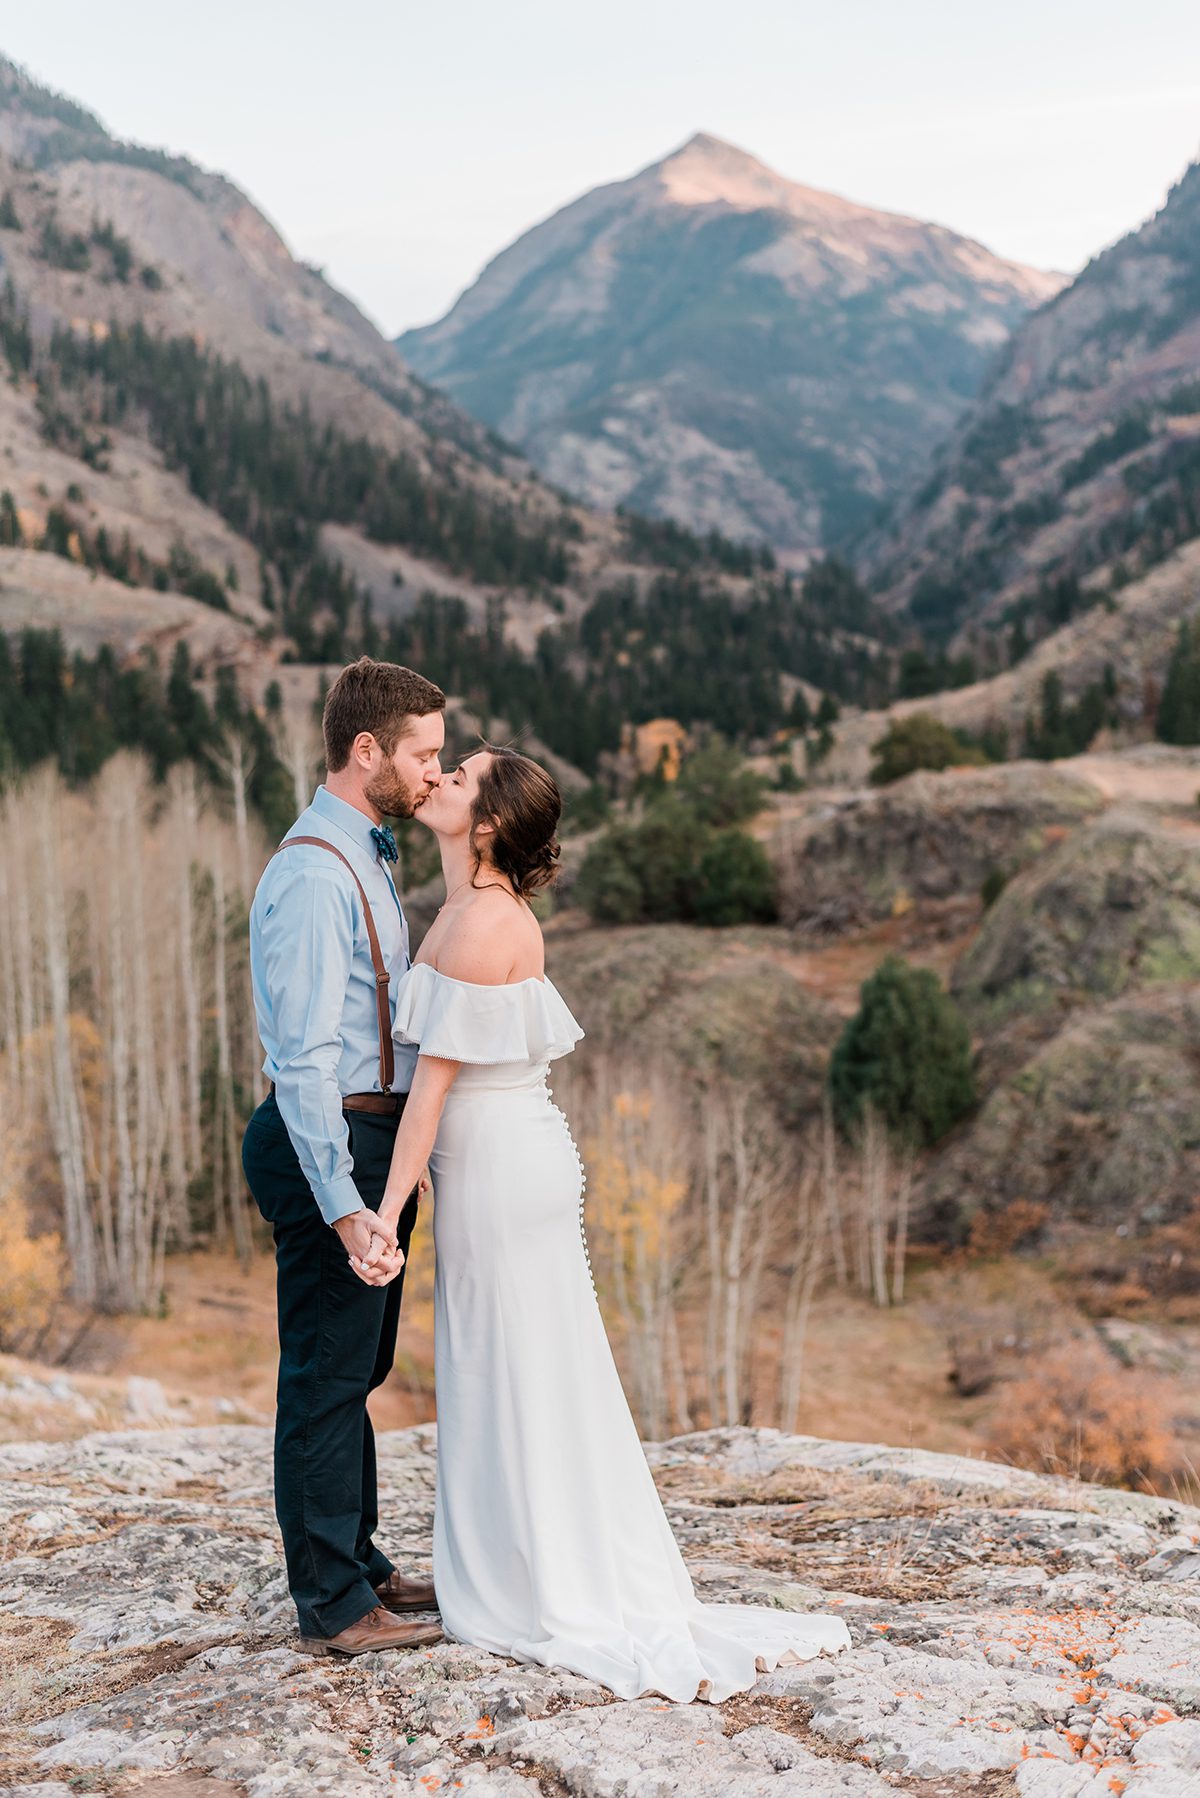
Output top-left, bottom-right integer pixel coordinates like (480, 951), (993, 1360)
(242, 655), (851, 1702)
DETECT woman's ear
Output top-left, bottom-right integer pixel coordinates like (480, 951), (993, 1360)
(472, 815), (497, 841)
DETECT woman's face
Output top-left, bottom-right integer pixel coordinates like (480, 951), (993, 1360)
(415, 749), (493, 840)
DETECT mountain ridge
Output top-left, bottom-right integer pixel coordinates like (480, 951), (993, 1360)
(865, 148), (1200, 710)
(399, 133), (1063, 555)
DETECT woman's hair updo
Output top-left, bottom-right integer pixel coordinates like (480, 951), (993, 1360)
(469, 745), (562, 899)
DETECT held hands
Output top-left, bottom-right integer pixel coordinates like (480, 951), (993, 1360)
(343, 1171), (430, 1288)
(356, 1230), (406, 1285)
(333, 1207), (405, 1286)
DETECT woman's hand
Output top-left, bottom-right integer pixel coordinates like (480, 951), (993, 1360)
(351, 1232), (406, 1286)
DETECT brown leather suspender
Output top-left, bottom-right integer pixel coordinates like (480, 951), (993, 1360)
(273, 836), (395, 1093)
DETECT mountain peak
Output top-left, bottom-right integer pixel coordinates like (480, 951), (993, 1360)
(645, 131), (863, 224)
(670, 131), (755, 162)
(402, 135), (1061, 555)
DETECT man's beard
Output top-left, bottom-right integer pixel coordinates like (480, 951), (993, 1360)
(365, 766), (422, 821)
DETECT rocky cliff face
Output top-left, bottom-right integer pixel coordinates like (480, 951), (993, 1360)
(759, 748), (1200, 1244)
(3, 1421), (1200, 1795)
(872, 154), (1200, 652)
(0, 54), (597, 691)
(399, 134), (1060, 557)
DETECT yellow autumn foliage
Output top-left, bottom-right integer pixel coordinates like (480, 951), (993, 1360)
(582, 1087), (688, 1269)
(0, 1147), (62, 1354)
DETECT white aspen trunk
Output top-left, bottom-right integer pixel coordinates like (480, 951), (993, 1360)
(162, 1048), (188, 1250)
(210, 839), (232, 1247)
(630, 1214), (663, 1440)
(214, 728), (256, 908)
(102, 773), (136, 1309)
(664, 1301), (693, 1436)
(210, 837), (253, 1261)
(740, 1147), (773, 1423)
(35, 786), (96, 1304)
(821, 1094), (848, 1287)
(878, 1113), (893, 1306)
(171, 765), (204, 1195)
(702, 1101), (724, 1427)
(892, 1142), (913, 1306)
(210, 727), (263, 1120)
(278, 702), (319, 817)
(1, 792), (40, 1114)
(721, 1097), (749, 1427)
(125, 765), (161, 1301)
(0, 807), (24, 1096)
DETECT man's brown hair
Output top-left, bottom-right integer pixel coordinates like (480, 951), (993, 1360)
(322, 658), (446, 771)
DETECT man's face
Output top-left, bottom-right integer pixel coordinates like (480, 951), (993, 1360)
(364, 710), (446, 819)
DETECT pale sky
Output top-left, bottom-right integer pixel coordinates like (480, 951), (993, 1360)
(3, 1), (1199, 337)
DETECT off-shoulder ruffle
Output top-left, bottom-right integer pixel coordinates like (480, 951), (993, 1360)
(392, 962), (584, 1065)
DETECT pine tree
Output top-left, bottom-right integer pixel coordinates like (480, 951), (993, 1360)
(830, 955), (976, 1146)
(1157, 619), (1200, 745)
(0, 489), (21, 547)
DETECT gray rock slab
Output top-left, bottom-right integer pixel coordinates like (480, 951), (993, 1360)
(3, 1422), (1200, 1795)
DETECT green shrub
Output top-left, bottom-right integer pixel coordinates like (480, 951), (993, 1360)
(830, 955), (976, 1145)
(693, 829), (777, 926)
(870, 713), (988, 785)
(980, 867), (1008, 909)
(574, 797), (776, 928)
(573, 828), (645, 923)
(675, 736), (767, 826)
(632, 804), (703, 922)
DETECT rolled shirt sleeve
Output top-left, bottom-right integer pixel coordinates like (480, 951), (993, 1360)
(259, 866), (364, 1226)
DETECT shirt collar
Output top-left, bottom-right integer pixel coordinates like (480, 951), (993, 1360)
(309, 784), (380, 858)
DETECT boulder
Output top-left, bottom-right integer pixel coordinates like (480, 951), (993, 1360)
(953, 807), (1200, 1027)
(921, 989), (1200, 1238)
(777, 761), (1103, 934)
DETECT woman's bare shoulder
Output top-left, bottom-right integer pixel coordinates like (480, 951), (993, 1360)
(435, 886), (543, 985)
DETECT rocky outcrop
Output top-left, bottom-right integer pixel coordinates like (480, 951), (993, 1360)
(3, 1423), (1200, 1795)
(922, 987), (1200, 1239)
(399, 133), (1059, 555)
(952, 808), (1200, 1026)
(547, 923), (837, 1121)
(776, 762), (1104, 936)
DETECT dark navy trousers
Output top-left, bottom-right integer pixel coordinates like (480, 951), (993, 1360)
(242, 1089), (419, 1638)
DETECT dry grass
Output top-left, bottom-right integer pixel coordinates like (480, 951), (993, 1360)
(987, 1339), (1184, 1493)
(105, 1233), (436, 1432)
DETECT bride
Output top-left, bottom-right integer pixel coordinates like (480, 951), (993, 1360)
(354, 745), (851, 1704)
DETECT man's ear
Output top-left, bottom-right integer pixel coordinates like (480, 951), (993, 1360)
(351, 730), (377, 769)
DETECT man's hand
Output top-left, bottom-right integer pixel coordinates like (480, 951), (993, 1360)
(332, 1207), (398, 1275)
(354, 1232), (407, 1286)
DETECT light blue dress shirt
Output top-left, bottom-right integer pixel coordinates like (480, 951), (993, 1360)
(249, 785), (419, 1226)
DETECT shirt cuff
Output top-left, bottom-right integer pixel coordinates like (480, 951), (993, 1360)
(314, 1172), (365, 1227)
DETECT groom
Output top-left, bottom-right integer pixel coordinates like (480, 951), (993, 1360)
(243, 657), (446, 1657)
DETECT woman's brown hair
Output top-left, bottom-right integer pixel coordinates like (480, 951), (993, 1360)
(469, 746), (562, 899)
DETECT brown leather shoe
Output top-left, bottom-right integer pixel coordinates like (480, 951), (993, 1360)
(375, 1569), (438, 1613)
(299, 1604), (442, 1657)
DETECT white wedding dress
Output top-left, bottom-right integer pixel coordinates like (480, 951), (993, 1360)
(392, 963), (852, 1704)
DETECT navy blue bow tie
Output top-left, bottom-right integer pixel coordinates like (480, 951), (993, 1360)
(370, 823), (399, 865)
